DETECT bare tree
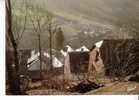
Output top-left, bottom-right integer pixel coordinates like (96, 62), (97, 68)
(28, 3), (59, 72)
(47, 15), (57, 71)
(6, 0), (28, 94)
(38, 34), (43, 80)
(45, 14), (60, 72)
(28, 4), (49, 80)
(6, 0), (25, 95)
(11, 0), (28, 47)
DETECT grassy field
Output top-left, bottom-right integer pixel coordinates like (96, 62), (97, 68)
(26, 80), (139, 95)
(25, 73), (139, 95)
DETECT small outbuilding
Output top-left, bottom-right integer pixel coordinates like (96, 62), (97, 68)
(64, 51), (89, 80)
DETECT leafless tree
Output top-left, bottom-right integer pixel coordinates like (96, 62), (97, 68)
(6, 0), (27, 95)
(28, 4), (48, 80)
(6, 0), (26, 95)
(47, 15), (58, 71)
(28, 4), (59, 73)
(10, 0), (28, 47)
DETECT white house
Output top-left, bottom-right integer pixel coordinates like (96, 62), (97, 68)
(27, 50), (63, 70)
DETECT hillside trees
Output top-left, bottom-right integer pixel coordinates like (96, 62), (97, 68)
(123, 22), (139, 39)
(113, 24), (139, 39)
(113, 15), (139, 39)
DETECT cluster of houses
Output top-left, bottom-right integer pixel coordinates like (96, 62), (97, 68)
(6, 39), (139, 81)
(26, 45), (90, 80)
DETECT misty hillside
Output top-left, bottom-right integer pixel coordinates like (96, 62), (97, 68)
(11, 0), (139, 49)
(30, 0), (139, 32)
(46, 0), (139, 26)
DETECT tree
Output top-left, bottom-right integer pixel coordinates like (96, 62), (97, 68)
(6, 0), (28, 95)
(28, 3), (58, 74)
(55, 27), (64, 50)
(47, 14), (58, 71)
(28, 4), (47, 80)
(11, 0), (27, 47)
(6, 0), (24, 95)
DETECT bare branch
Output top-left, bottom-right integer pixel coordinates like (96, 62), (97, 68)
(52, 24), (58, 35)
(17, 3), (28, 43)
(29, 13), (38, 33)
(36, 15), (42, 33)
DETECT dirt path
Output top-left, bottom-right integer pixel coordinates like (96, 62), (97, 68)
(86, 81), (139, 95)
(26, 81), (139, 95)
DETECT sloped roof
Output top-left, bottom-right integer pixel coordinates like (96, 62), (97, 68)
(95, 40), (104, 48)
(52, 57), (63, 68)
(66, 45), (74, 52)
(75, 45), (89, 52)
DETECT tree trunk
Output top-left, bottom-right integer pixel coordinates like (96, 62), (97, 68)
(38, 34), (43, 80)
(48, 23), (53, 71)
(6, 0), (24, 95)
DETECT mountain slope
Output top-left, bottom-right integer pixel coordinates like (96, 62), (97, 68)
(45, 0), (139, 26)
(11, 0), (139, 49)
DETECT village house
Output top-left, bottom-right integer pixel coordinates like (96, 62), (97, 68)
(27, 50), (63, 80)
(64, 51), (90, 80)
(59, 45), (90, 80)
